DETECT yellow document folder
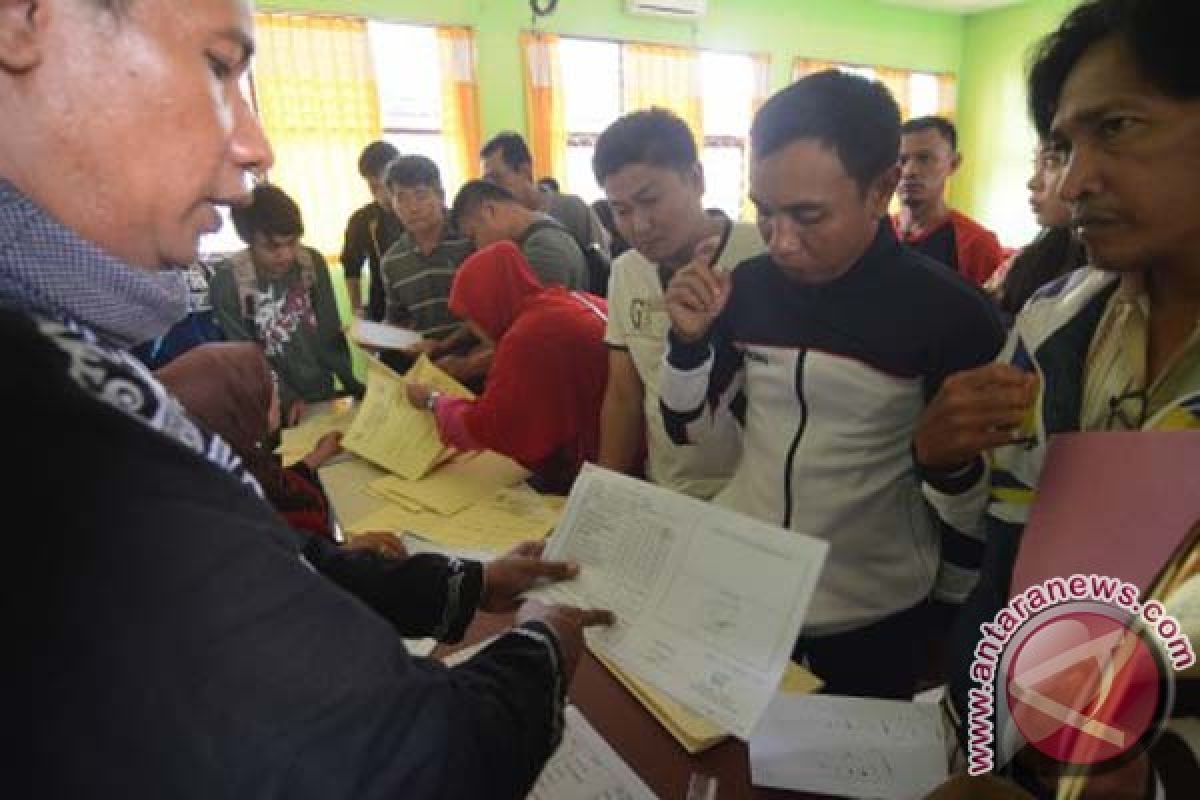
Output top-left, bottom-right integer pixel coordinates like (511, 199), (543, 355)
(370, 450), (530, 516)
(594, 653), (822, 754)
(343, 356), (472, 480)
(348, 486), (562, 553)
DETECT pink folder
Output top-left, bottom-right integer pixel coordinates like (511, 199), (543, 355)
(1009, 431), (1200, 598)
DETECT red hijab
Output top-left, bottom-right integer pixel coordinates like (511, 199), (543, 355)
(449, 241), (547, 341)
(448, 241), (609, 493)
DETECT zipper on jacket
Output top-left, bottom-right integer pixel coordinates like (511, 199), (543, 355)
(782, 350), (808, 529)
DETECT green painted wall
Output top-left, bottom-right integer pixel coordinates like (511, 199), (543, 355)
(952, 0), (1077, 246)
(258, 0), (965, 144)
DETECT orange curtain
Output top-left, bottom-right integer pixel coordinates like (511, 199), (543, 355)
(875, 66), (913, 123)
(741, 53), (774, 221)
(792, 57), (839, 81)
(751, 53), (773, 115)
(622, 43), (704, 149)
(936, 72), (958, 121)
(437, 26), (483, 194)
(520, 31), (567, 184)
(251, 13), (381, 259)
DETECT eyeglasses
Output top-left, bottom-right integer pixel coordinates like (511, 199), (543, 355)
(1106, 385), (1148, 431)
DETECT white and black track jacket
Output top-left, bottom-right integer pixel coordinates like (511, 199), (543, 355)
(661, 221), (1006, 636)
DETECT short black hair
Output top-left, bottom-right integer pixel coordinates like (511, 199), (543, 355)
(537, 177), (560, 193)
(751, 70), (901, 193)
(358, 140), (399, 180)
(592, 108), (699, 184)
(451, 180), (519, 227)
(481, 131), (533, 171)
(901, 116), (958, 151)
(1029, 0), (1196, 139)
(231, 184), (304, 245)
(384, 155), (443, 191)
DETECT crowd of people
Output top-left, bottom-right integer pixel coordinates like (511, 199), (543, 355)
(8, 0), (1198, 797)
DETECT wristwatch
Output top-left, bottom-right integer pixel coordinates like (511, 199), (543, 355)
(425, 390), (442, 412)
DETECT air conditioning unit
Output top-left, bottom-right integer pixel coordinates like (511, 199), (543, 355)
(625, 0), (708, 20)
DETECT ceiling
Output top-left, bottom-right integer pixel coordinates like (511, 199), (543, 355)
(877, 0), (1027, 12)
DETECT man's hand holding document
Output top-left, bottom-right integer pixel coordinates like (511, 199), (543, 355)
(528, 465), (829, 739)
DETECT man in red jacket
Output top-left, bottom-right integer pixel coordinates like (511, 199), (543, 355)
(894, 116), (1007, 286)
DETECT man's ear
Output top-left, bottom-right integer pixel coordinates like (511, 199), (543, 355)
(0, 1), (46, 73)
(519, 162), (534, 182)
(949, 151), (963, 176)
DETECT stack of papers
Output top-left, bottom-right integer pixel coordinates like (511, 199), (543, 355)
(318, 457), (394, 532)
(342, 356), (473, 480)
(750, 695), (948, 799)
(530, 465), (829, 740)
(351, 319), (424, 351)
(597, 652), (822, 754)
(278, 398), (358, 465)
(529, 707), (657, 800)
(348, 485), (563, 553)
(370, 450), (530, 515)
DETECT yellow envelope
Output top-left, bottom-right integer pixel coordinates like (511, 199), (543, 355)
(594, 653), (822, 754)
(342, 356), (473, 480)
(348, 486), (561, 553)
(370, 450), (529, 516)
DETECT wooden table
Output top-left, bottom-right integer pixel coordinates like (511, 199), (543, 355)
(441, 613), (818, 800)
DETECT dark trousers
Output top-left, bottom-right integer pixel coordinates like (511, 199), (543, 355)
(793, 599), (929, 699)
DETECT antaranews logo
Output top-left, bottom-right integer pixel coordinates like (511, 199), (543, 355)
(967, 574), (1195, 776)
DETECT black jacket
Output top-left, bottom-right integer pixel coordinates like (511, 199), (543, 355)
(14, 309), (564, 799)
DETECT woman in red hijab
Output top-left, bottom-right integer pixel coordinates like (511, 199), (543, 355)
(157, 342), (343, 538)
(406, 241), (609, 494)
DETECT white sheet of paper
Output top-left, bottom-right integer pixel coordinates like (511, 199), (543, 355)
(528, 707), (657, 800)
(530, 465), (828, 739)
(749, 694), (948, 800)
(352, 319), (424, 351)
(403, 638), (437, 657)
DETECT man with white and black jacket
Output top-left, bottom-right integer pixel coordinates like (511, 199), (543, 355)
(660, 70), (1005, 699)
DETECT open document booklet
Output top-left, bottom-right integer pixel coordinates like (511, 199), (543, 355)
(528, 465), (829, 740)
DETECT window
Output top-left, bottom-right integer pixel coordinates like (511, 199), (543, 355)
(559, 38), (758, 218)
(368, 23), (461, 196)
(560, 39), (621, 205)
(795, 59), (956, 123)
(700, 51), (755, 219)
(908, 72), (941, 118)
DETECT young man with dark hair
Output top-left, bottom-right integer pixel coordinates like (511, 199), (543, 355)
(894, 115), (1007, 286)
(660, 71), (1006, 699)
(592, 108), (763, 499)
(928, 0), (1200, 791)
(481, 131), (612, 260)
(379, 155), (473, 341)
(210, 183), (362, 421)
(452, 179), (588, 289)
(4, 2), (609, 797)
(340, 140), (404, 321)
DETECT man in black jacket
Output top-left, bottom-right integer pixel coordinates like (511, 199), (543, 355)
(2, 2), (610, 797)
(342, 140), (405, 321)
